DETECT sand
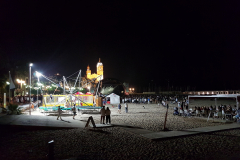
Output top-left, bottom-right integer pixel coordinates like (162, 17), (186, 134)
(0, 101), (239, 160)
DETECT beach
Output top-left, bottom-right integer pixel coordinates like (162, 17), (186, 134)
(0, 101), (239, 160)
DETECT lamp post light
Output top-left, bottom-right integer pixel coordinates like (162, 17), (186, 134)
(17, 79), (26, 96)
(17, 79), (26, 89)
(129, 88), (134, 93)
(29, 63), (33, 115)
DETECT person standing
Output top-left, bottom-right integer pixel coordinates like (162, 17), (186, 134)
(66, 100), (70, 108)
(50, 94), (53, 102)
(125, 103), (128, 113)
(178, 101), (181, 108)
(118, 103), (121, 114)
(72, 104), (77, 119)
(105, 107), (111, 124)
(31, 103), (34, 110)
(100, 106), (106, 124)
(181, 101), (184, 110)
(57, 106), (63, 120)
(233, 108), (240, 121)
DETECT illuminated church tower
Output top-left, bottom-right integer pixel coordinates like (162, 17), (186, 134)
(97, 58), (103, 80)
(86, 65), (91, 79)
(85, 59), (104, 81)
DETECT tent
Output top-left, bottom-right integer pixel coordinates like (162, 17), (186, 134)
(107, 93), (120, 104)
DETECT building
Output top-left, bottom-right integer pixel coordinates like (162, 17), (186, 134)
(86, 58), (104, 82)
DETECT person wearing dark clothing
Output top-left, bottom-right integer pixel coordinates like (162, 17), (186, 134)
(105, 107), (111, 124)
(181, 102), (184, 110)
(100, 106), (106, 124)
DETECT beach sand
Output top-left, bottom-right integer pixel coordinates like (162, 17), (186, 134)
(0, 101), (239, 159)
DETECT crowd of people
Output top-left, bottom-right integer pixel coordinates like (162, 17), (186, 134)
(119, 94), (240, 122)
(191, 105), (240, 120)
(120, 95), (183, 104)
(173, 103), (240, 121)
(9, 95), (43, 105)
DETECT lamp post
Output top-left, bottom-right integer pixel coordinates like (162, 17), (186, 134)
(36, 71), (42, 107)
(6, 81), (10, 103)
(29, 63), (33, 115)
(34, 87), (40, 107)
(37, 87), (38, 107)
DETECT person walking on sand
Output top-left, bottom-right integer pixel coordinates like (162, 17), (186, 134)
(57, 106), (63, 120)
(100, 106), (106, 124)
(72, 104), (77, 119)
(118, 103), (122, 114)
(125, 103), (128, 113)
(105, 107), (111, 124)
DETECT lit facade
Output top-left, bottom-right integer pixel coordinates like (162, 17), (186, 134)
(86, 58), (104, 81)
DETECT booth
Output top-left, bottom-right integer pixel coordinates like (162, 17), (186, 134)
(107, 93), (120, 104)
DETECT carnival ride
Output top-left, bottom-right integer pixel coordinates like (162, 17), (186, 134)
(36, 70), (103, 113)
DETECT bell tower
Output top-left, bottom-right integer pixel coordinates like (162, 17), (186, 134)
(97, 58), (103, 80)
(86, 65), (91, 79)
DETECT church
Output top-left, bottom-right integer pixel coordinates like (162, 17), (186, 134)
(86, 58), (104, 82)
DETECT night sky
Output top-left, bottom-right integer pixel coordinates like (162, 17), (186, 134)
(1, 1), (240, 91)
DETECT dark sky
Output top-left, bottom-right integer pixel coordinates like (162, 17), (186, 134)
(1, 1), (240, 91)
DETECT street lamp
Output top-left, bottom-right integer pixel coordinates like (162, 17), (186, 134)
(6, 81), (10, 103)
(36, 71), (42, 107)
(36, 71), (42, 78)
(29, 63), (33, 115)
